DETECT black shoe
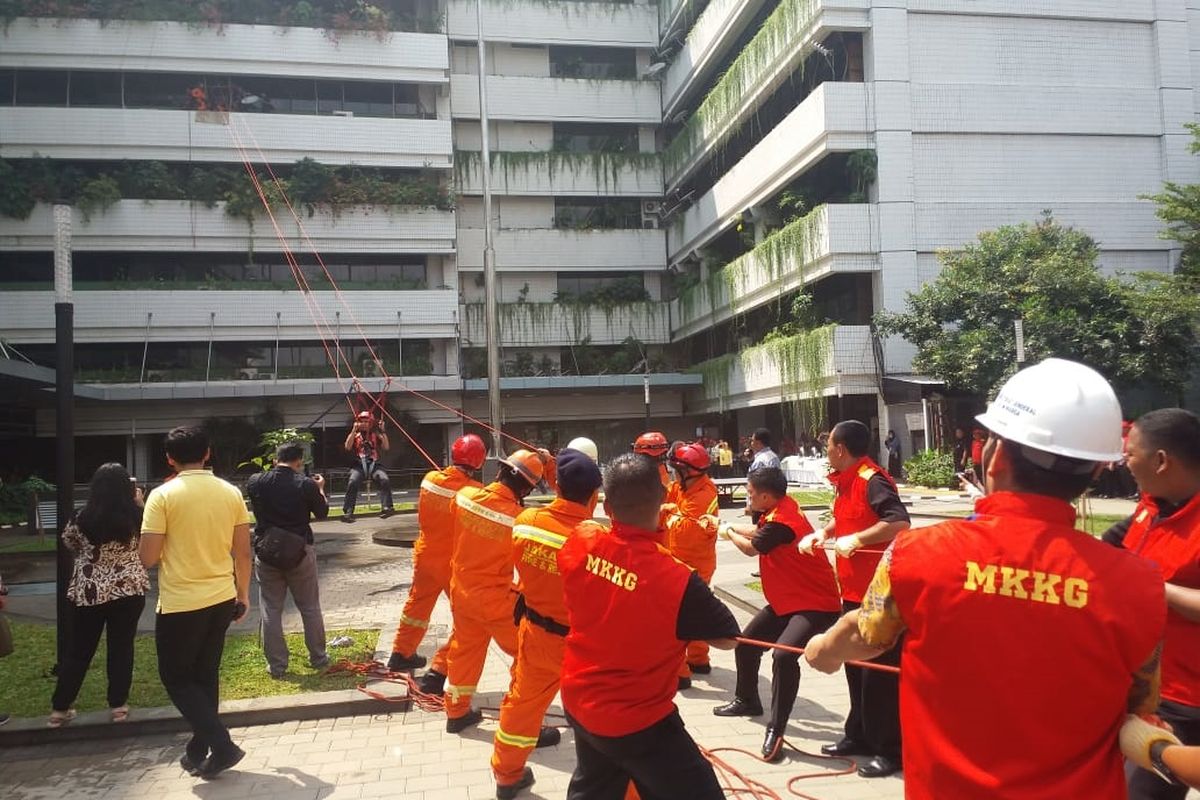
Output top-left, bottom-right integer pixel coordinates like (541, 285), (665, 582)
(387, 651), (427, 672)
(761, 727), (785, 763)
(821, 738), (871, 757)
(380, 508), (395, 519)
(268, 669), (286, 680)
(180, 753), (201, 776)
(340, 514), (356, 524)
(198, 745), (245, 779)
(713, 698), (763, 717)
(857, 755), (902, 778)
(417, 669), (446, 695)
(496, 767), (535, 799)
(0, 712), (9, 727)
(446, 708), (483, 733)
(677, 677), (691, 691)
(535, 726), (560, 748)
(688, 662), (712, 675)
(750, 571), (761, 577)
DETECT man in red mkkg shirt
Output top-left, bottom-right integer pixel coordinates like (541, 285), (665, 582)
(805, 359), (1170, 799)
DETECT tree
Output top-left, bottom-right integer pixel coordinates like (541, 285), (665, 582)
(1144, 122), (1200, 278)
(876, 214), (1200, 398)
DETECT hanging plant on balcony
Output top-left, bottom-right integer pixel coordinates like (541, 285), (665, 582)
(744, 323), (835, 433)
(454, 150), (660, 194)
(663, 0), (819, 177)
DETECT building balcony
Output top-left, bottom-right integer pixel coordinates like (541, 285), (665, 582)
(661, 0), (769, 117)
(450, 74), (661, 124)
(1, 17), (449, 83)
(460, 301), (669, 347)
(663, 0), (870, 187)
(0, 107), (453, 168)
(0, 201), (456, 254)
(0, 289), (460, 344)
(670, 204), (877, 339)
(688, 324), (875, 413)
(456, 227), (666, 270)
(58, 375), (462, 402)
(455, 151), (663, 196)
(667, 82), (871, 258)
(446, 0), (657, 47)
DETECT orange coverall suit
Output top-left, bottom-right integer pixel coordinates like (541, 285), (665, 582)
(664, 474), (719, 674)
(390, 465), (480, 673)
(444, 481), (524, 720)
(492, 500), (601, 786)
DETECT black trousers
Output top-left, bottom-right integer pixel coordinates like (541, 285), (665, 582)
(566, 710), (724, 800)
(52, 594), (146, 711)
(734, 606), (840, 730)
(156, 599), (236, 759)
(840, 599), (902, 759)
(344, 458), (393, 513)
(1127, 700), (1200, 800)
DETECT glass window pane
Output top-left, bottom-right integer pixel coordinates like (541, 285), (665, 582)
(125, 72), (203, 109)
(69, 70), (122, 107)
(15, 69), (68, 106)
(317, 80), (342, 114)
(394, 83), (419, 118)
(236, 76), (315, 114)
(0, 69), (14, 105)
(344, 81), (393, 117)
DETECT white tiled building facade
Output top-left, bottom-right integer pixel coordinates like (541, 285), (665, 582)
(0, 0), (1194, 475)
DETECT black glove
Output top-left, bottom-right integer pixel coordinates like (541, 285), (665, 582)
(512, 593), (527, 627)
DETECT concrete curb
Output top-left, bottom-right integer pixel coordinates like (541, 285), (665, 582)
(0, 686), (410, 748)
(714, 580), (766, 616)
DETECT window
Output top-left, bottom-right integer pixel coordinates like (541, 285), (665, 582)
(124, 72), (202, 109)
(549, 46), (636, 80)
(556, 271), (645, 301)
(69, 70), (122, 107)
(394, 84), (420, 118)
(0, 69), (14, 105)
(344, 81), (393, 118)
(317, 80), (343, 114)
(552, 123), (638, 153)
(554, 198), (642, 229)
(237, 76), (316, 114)
(15, 70), (68, 106)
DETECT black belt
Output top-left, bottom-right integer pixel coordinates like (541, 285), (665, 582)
(518, 599), (569, 637)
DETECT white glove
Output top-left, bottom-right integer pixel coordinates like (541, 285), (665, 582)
(833, 534), (861, 558)
(717, 522), (734, 540)
(1119, 714), (1181, 771)
(798, 531), (826, 555)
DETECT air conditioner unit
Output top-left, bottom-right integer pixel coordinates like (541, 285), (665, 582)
(641, 199), (663, 215)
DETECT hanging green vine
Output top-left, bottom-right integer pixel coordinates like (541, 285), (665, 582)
(455, 150), (660, 194)
(462, 301), (660, 345)
(676, 204), (827, 324)
(663, 0), (818, 177)
(688, 353), (736, 412)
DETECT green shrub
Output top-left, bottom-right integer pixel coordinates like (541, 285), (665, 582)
(902, 449), (956, 489)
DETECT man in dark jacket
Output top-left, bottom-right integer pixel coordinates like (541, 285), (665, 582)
(246, 442), (330, 678)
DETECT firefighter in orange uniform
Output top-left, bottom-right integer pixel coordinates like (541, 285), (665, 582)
(662, 442), (720, 686)
(633, 431), (671, 488)
(1102, 407), (1200, 800)
(798, 419), (909, 778)
(805, 359), (1169, 799)
(491, 448), (605, 799)
(386, 434), (487, 685)
(558, 453), (740, 799)
(443, 449), (544, 733)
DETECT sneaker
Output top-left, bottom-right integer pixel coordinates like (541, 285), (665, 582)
(446, 708), (483, 734)
(199, 745), (246, 779)
(379, 508), (395, 519)
(180, 753), (201, 776)
(496, 767), (535, 799)
(340, 514), (356, 524)
(387, 651), (427, 672)
(310, 656), (331, 671)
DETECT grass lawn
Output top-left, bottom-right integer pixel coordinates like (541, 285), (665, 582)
(788, 490), (834, 507)
(746, 580), (763, 594)
(0, 536), (56, 553)
(1079, 513), (1126, 537)
(0, 621), (379, 719)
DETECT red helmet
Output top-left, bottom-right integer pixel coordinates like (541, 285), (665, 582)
(670, 442), (711, 472)
(632, 431), (669, 458)
(451, 434), (487, 470)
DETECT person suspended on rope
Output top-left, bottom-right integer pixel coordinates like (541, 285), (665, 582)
(341, 409), (393, 523)
(385, 434), (487, 682)
(804, 359), (1169, 799)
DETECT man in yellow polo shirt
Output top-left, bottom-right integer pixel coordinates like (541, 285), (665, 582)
(140, 426), (252, 780)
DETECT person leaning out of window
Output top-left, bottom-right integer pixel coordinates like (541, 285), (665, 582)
(49, 463), (150, 727)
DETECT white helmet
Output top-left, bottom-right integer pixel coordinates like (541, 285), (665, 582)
(566, 437), (599, 462)
(975, 358), (1123, 466)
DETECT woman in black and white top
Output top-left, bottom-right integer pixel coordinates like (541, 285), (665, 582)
(49, 463), (150, 727)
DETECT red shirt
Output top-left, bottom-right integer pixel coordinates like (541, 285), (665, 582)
(558, 520), (693, 736)
(886, 492), (1165, 799)
(831, 457), (897, 602)
(758, 496), (841, 614)
(1121, 492), (1200, 707)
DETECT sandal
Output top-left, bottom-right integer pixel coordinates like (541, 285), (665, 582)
(111, 705), (130, 722)
(48, 709), (77, 728)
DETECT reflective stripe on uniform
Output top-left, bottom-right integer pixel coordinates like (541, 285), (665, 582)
(446, 683), (476, 702)
(456, 494), (516, 527)
(421, 479), (457, 498)
(706, 497), (719, 515)
(512, 524), (568, 550)
(495, 727), (539, 749)
(399, 613), (428, 629)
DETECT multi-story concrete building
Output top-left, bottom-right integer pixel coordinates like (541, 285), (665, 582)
(0, 0), (1194, 479)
